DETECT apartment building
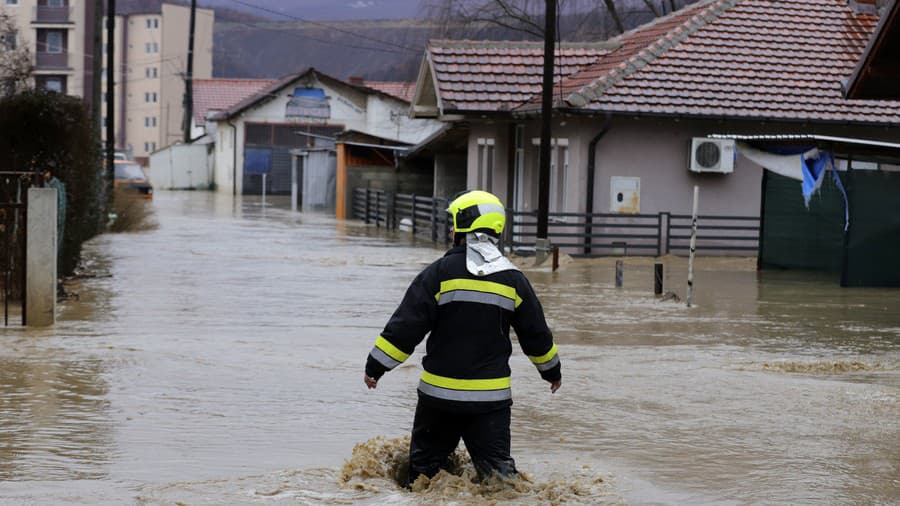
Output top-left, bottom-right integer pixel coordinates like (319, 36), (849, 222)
(0, 0), (94, 98)
(104, 3), (214, 163)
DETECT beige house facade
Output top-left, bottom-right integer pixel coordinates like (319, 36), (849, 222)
(102, 3), (214, 163)
(0, 0), (92, 98)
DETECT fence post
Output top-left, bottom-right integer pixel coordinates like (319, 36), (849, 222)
(686, 186), (699, 307)
(430, 198), (437, 242)
(410, 194), (417, 236)
(386, 192), (395, 230)
(364, 189), (370, 224)
(657, 212), (663, 257)
(375, 191), (381, 228)
(654, 263), (664, 295)
(664, 212), (671, 255)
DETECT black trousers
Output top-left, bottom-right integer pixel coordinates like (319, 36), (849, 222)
(408, 401), (517, 484)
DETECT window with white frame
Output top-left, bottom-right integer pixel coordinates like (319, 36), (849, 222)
(531, 137), (569, 213)
(4, 0), (18, 5)
(153, 19), (159, 28)
(145, 42), (151, 53)
(44, 30), (64, 53)
(476, 138), (495, 192)
(513, 125), (525, 209)
(152, 42), (158, 53)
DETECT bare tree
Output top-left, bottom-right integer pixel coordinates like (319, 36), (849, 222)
(0, 12), (32, 96)
(420, 0), (701, 41)
(641, 0), (662, 17)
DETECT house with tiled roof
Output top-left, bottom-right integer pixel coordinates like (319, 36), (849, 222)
(410, 0), (900, 256)
(846, 0), (899, 99)
(206, 68), (443, 198)
(191, 78), (276, 137)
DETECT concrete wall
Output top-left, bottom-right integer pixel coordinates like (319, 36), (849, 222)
(26, 188), (57, 327)
(433, 153), (467, 199)
(149, 143), (212, 190)
(365, 93), (443, 145)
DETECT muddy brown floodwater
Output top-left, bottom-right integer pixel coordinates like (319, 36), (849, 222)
(0, 192), (897, 505)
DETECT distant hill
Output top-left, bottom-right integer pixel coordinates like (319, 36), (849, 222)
(212, 2), (692, 82)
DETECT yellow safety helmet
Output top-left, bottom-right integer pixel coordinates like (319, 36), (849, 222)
(447, 190), (506, 235)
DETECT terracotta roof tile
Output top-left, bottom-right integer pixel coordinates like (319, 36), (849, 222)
(427, 40), (616, 112)
(549, 0), (900, 124)
(423, 0), (899, 125)
(192, 78), (275, 126)
(363, 81), (416, 102)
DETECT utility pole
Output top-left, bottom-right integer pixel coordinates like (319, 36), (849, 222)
(105, 0), (115, 206)
(183, 0), (197, 143)
(535, 0), (556, 265)
(91, 0), (103, 139)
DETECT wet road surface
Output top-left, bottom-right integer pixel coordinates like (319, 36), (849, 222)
(0, 192), (897, 504)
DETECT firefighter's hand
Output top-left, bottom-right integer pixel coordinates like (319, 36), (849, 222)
(364, 374), (378, 389)
(550, 379), (561, 394)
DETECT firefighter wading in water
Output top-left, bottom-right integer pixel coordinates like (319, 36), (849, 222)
(364, 190), (562, 486)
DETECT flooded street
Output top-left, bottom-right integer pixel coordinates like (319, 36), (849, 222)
(1, 191), (898, 504)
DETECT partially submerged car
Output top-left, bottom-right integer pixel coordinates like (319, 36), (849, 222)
(114, 161), (154, 200)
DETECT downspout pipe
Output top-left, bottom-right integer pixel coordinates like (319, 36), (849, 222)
(228, 119), (237, 197)
(584, 113), (613, 255)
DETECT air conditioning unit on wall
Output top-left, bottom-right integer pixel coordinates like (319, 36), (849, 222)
(689, 138), (735, 173)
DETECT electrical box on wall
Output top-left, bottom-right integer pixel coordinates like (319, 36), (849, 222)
(610, 176), (640, 214)
(690, 138), (735, 173)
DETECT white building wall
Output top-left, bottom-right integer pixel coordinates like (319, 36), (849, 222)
(211, 73), (443, 194)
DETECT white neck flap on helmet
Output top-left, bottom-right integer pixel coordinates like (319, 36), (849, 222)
(466, 232), (519, 276)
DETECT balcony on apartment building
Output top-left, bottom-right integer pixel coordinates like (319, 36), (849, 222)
(35, 51), (69, 69)
(34, 28), (70, 70)
(32, 1), (74, 25)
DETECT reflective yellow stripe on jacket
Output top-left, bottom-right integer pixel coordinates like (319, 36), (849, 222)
(418, 370), (512, 402)
(369, 335), (410, 370)
(435, 278), (523, 311)
(527, 344), (560, 372)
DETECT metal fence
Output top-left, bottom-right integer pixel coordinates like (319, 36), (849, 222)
(1, 171), (36, 326)
(352, 188), (759, 256)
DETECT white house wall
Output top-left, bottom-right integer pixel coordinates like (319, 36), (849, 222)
(365, 94), (443, 144)
(211, 75), (443, 195)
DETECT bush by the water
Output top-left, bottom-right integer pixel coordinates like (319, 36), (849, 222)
(109, 188), (157, 233)
(0, 91), (104, 276)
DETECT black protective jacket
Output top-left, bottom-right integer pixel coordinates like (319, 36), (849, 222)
(365, 245), (561, 413)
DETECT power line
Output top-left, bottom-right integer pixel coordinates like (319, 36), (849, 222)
(223, 18), (412, 57)
(225, 0), (419, 54)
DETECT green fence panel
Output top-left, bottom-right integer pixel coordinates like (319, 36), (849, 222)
(760, 170), (846, 272)
(843, 171), (900, 287)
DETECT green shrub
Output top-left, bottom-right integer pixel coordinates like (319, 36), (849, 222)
(0, 91), (104, 276)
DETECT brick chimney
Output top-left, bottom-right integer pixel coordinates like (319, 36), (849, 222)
(348, 76), (365, 85)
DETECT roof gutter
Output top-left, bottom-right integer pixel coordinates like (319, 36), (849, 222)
(584, 112), (613, 255)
